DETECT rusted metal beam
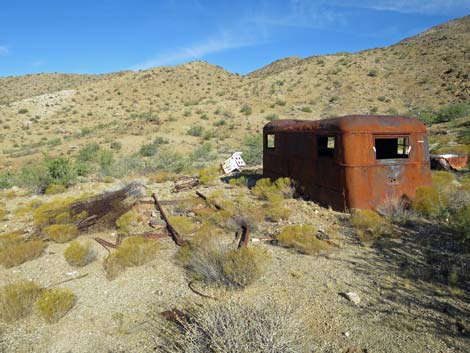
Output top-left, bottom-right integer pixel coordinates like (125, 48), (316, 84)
(237, 219), (250, 248)
(195, 191), (222, 210)
(151, 193), (188, 246)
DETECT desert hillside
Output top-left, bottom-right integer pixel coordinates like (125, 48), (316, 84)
(0, 16), (469, 169)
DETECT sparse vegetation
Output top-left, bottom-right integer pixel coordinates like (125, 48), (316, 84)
(0, 232), (47, 268)
(277, 225), (329, 254)
(44, 224), (79, 243)
(176, 233), (269, 288)
(350, 209), (391, 241)
(36, 288), (76, 323)
(154, 296), (308, 353)
(103, 236), (159, 280)
(0, 281), (41, 322)
(64, 241), (95, 267)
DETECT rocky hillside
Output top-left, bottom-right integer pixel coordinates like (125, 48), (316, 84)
(0, 16), (468, 168)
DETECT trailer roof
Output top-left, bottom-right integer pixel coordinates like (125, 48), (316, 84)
(264, 115), (427, 134)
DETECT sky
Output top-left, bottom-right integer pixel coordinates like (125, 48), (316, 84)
(0, 0), (468, 77)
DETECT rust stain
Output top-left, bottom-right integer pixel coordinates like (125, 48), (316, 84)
(263, 115), (432, 211)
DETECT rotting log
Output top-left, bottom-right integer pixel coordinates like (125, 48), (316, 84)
(151, 193), (188, 246)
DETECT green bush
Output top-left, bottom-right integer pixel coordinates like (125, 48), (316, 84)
(45, 157), (76, 187)
(77, 142), (100, 162)
(187, 125), (204, 137)
(139, 143), (158, 157)
(240, 104), (252, 115)
(450, 204), (470, 245)
(435, 102), (470, 123)
(242, 134), (263, 166)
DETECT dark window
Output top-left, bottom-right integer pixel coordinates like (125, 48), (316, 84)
(318, 136), (335, 157)
(375, 136), (410, 159)
(267, 134), (275, 149)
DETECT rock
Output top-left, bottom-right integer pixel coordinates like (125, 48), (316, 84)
(341, 292), (361, 305)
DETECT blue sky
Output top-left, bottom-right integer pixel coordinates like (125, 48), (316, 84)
(0, 0), (468, 77)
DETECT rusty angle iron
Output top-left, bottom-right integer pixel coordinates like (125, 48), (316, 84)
(263, 115), (433, 211)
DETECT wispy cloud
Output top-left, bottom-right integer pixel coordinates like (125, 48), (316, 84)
(247, 0), (347, 29)
(330, 0), (470, 15)
(132, 31), (265, 70)
(0, 46), (9, 56)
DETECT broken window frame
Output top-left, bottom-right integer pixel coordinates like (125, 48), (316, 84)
(266, 133), (275, 150)
(317, 135), (336, 158)
(374, 135), (411, 160)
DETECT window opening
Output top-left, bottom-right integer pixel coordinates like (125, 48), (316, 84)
(318, 136), (335, 157)
(374, 136), (410, 159)
(267, 134), (275, 149)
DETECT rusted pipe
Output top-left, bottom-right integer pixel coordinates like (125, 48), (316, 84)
(195, 191), (222, 210)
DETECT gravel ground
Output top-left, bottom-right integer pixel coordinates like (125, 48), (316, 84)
(1, 181), (469, 353)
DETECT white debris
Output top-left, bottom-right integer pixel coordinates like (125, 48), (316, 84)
(221, 152), (246, 174)
(343, 292), (361, 305)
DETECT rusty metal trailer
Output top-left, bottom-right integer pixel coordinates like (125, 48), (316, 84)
(263, 115), (432, 211)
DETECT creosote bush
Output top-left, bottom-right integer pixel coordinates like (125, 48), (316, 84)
(277, 225), (329, 254)
(154, 295), (308, 353)
(44, 184), (67, 195)
(115, 210), (140, 235)
(168, 216), (197, 234)
(44, 224), (78, 243)
(0, 231), (47, 268)
(252, 177), (294, 200)
(350, 209), (391, 241)
(176, 233), (270, 289)
(103, 236), (160, 280)
(413, 186), (447, 218)
(36, 288), (76, 323)
(0, 281), (42, 323)
(64, 241), (95, 267)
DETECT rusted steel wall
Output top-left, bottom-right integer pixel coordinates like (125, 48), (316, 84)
(263, 116), (432, 211)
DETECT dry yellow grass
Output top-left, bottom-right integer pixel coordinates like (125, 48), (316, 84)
(44, 224), (78, 243)
(36, 288), (76, 323)
(103, 236), (159, 280)
(277, 225), (329, 254)
(0, 231), (47, 268)
(0, 281), (42, 322)
(64, 241), (95, 267)
(350, 209), (391, 241)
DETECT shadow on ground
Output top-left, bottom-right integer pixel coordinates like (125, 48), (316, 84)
(340, 220), (470, 351)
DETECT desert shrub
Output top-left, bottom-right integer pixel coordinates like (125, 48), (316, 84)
(240, 104), (252, 115)
(176, 234), (269, 289)
(148, 171), (179, 183)
(242, 134), (262, 166)
(192, 142), (215, 161)
(413, 186), (447, 219)
(198, 166), (220, 185)
(450, 204), (470, 246)
(367, 69), (378, 77)
(154, 296), (307, 353)
(44, 224), (78, 243)
(18, 108), (28, 114)
(110, 141), (122, 150)
(139, 143), (158, 157)
(265, 113), (279, 121)
(45, 156), (77, 187)
(33, 196), (78, 228)
(103, 237), (159, 280)
(228, 176), (248, 187)
(44, 184), (66, 195)
(36, 288), (76, 323)
(107, 155), (146, 178)
(18, 162), (49, 193)
(64, 241), (95, 267)
(434, 102), (470, 123)
(103, 253), (126, 280)
(77, 142), (100, 162)
(0, 171), (14, 189)
(350, 209), (391, 241)
(301, 106), (312, 113)
(0, 205), (6, 220)
(252, 177), (293, 200)
(277, 225), (329, 254)
(265, 194), (291, 222)
(168, 216), (197, 234)
(187, 125), (204, 137)
(0, 281), (42, 322)
(102, 175), (114, 183)
(0, 235), (47, 268)
(115, 210), (140, 235)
